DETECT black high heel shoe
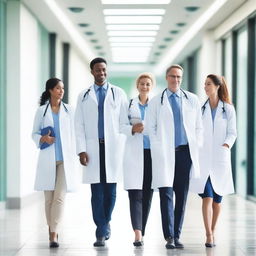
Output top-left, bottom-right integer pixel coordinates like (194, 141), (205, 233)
(49, 234), (59, 248)
(133, 240), (143, 247)
(205, 234), (214, 248)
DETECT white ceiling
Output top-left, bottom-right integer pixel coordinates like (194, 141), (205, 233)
(23, 0), (246, 76)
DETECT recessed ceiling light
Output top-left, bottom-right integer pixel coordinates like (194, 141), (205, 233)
(78, 23), (89, 27)
(103, 9), (165, 15)
(154, 52), (161, 56)
(185, 6), (200, 12)
(85, 31), (94, 35)
(170, 30), (179, 34)
(68, 7), (84, 13)
(102, 0), (171, 4)
(110, 42), (153, 47)
(109, 37), (155, 42)
(95, 46), (102, 49)
(164, 37), (173, 41)
(176, 22), (186, 27)
(150, 61), (156, 64)
(106, 25), (160, 30)
(90, 39), (98, 43)
(99, 52), (105, 56)
(159, 45), (167, 49)
(105, 16), (162, 24)
(108, 31), (157, 36)
(112, 47), (150, 63)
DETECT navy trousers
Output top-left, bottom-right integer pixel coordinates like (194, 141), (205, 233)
(159, 145), (192, 239)
(128, 149), (153, 236)
(91, 142), (116, 238)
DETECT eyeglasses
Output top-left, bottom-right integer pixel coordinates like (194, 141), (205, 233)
(168, 75), (182, 79)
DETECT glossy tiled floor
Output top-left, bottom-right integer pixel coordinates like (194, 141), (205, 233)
(0, 185), (256, 256)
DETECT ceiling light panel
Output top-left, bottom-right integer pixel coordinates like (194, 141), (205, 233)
(105, 16), (162, 24)
(106, 25), (160, 30)
(108, 31), (157, 36)
(101, 0), (171, 4)
(110, 42), (153, 47)
(103, 9), (165, 15)
(109, 37), (155, 42)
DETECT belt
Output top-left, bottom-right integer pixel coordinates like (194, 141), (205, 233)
(99, 139), (105, 144)
(175, 144), (188, 151)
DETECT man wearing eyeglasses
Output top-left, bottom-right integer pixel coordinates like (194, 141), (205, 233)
(146, 64), (203, 249)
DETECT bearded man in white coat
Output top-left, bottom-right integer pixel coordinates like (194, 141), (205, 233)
(146, 64), (203, 249)
(75, 57), (127, 247)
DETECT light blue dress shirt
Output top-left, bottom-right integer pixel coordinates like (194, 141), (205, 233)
(211, 107), (217, 121)
(52, 111), (63, 161)
(94, 82), (108, 139)
(167, 89), (188, 147)
(138, 103), (150, 149)
(94, 82), (108, 102)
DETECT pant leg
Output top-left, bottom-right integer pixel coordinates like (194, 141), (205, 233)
(49, 161), (67, 232)
(173, 147), (192, 239)
(159, 187), (174, 239)
(44, 191), (54, 227)
(128, 190), (143, 231)
(91, 183), (108, 238)
(142, 149), (153, 236)
(103, 183), (117, 223)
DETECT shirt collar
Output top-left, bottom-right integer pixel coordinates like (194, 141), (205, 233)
(94, 81), (108, 91)
(167, 88), (181, 98)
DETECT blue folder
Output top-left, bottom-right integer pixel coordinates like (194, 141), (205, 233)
(40, 126), (55, 150)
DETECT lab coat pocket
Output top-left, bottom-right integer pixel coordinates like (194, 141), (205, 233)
(218, 146), (230, 163)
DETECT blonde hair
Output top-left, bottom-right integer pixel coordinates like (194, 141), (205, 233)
(136, 72), (156, 87)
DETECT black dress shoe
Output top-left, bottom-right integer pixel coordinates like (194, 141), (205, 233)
(165, 237), (175, 249)
(49, 241), (59, 248)
(174, 238), (184, 249)
(93, 237), (105, 247)
(133, 240), (143, 247)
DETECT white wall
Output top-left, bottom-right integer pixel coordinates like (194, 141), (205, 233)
(20, 4), (41, 198)
(55, 36), (63, 79)
(69, 47), (93, 107)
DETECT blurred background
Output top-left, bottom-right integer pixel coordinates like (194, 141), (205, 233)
(0, 0), (256, 211)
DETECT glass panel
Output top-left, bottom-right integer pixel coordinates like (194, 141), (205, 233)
(235, 28), (248, 197)
(0, 0), (6, 202)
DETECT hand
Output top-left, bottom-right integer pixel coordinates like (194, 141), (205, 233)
(40, 130), (55, 144)
(132, 123), (144, 134)
(222, 143), (229, 148)
(79, 152), (89, 166)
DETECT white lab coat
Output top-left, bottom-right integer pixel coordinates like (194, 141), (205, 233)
(32, 102), (78, 192)
(189, 100), (237, 196)
(146, 89), (203, 189)
(121, 96), (149, 190)
(75, 83), (128, 184)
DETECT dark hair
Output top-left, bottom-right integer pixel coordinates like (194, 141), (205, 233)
(39, 78), (61, 106)
(207, 74), (231, 104)
(90, 57), (107, 70)
(166, 64), (183, 76)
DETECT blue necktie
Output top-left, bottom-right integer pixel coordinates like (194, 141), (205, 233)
(170, 93), (182, 147)
(98, 87), (105, 139)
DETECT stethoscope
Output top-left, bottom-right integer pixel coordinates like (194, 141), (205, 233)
(160, 88), (188, 105)
(82, 84), (115, 102)
(43, 102), (68, 117)
(201, 98), (226, 115)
